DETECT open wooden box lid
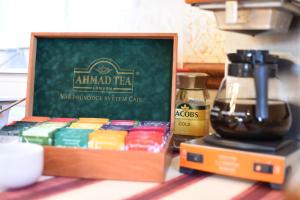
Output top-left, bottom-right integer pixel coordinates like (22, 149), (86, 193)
(25, 33), (177, 182)
(26, 33), (177, 127)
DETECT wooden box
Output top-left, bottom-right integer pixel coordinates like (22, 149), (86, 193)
(26, 32), (177, 182)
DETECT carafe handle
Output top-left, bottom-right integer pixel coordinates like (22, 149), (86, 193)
(254, 64), (269, 120)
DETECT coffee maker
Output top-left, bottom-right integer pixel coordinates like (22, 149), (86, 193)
(180, 1), (300, 189)
(179, 50), (300, 189)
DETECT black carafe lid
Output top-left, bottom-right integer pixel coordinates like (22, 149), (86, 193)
(228, 50), (278, 77)
(228, 50), (279, 64)
(228, 50), (280, 121)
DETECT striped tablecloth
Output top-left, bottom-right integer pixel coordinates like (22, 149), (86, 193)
(0, 155), (285, 200)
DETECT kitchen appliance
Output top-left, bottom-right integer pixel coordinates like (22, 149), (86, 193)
(179, 50), (300, 189)
(211, 50), (292, 140)
(185, 0), (300, 35)
(179, 136), (300, 189)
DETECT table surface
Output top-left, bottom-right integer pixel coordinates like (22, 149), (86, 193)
(0, 105), (296, 200)
(0, 155), (287, 200)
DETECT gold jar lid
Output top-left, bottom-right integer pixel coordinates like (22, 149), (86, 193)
(177, 72), (209, 89)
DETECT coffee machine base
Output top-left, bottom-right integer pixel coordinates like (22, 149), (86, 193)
(179, 135), (300, 189)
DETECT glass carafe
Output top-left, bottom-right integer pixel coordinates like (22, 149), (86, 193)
(210, 50), (292, 140)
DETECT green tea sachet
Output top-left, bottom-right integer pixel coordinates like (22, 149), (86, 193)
(21, 122), (68, 145)
(54, 128), (93, 148)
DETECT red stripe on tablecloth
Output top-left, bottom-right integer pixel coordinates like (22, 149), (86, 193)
(232, 182), (283, 200)
(171, 152), (179, 158)
(0, 177), (72, 200)
(125, 173), (210, 200)
(262, 190), (284, 200)
(0, 177), (100, 200)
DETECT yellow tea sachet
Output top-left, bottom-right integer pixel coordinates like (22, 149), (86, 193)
(70, 122), (102, 130)
(78, 118), (109, 124)
(88, 131), (126, 150)
(38, 122), (69, 129)
(48, 118), (77, 123)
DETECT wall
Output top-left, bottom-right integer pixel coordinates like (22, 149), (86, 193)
(0, 73), (27, 100)
(0, 0), (226, 64)
(0, 0), (225, 101)
(0, 72), (27, 122)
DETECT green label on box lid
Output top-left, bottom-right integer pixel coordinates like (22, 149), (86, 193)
(32, 37), (174, 121)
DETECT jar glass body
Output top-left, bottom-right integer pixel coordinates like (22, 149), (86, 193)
(173, 87), (210, 149)
(210, 75), (292, 140)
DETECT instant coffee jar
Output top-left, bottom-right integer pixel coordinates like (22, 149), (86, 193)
(173, 73), (210, 151)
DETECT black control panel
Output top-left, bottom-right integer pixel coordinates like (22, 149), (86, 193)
(187, 152), (203, 163)
(253, 163), (273, 174)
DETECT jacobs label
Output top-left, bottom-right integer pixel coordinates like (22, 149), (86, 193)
(175, 103), (209, 136)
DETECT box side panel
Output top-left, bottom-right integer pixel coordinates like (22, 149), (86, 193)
(170, 35), (178, 132)
(31, 32), (177, 39)
(163, 134), (174, 176)
(25, 34), (37, 116)
(44, 147), (166, 182)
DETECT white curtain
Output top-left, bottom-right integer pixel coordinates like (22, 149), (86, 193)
(0, 0), (224, 70)
(0, 0), (185, 48)
(0, 0), (187, 70)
